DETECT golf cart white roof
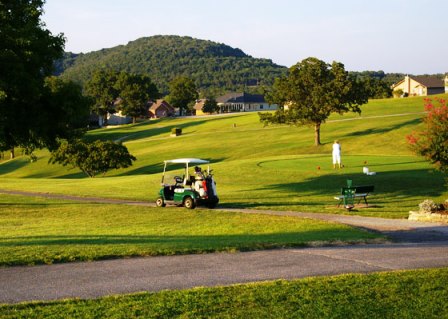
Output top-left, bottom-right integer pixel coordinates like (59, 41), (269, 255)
(164, 158), (210, 164)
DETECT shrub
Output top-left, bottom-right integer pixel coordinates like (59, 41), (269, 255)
(49, 139), (136, 177)
(418, 199), (438, 214)
(407, 97), (448, 172)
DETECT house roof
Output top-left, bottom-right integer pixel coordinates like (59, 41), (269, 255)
(412, 76), (444, 88)
(392, 76), (444, 89)
(217, 92), (266, 104)
(149, 99), (174, 112)
(193, 99), (206, 110)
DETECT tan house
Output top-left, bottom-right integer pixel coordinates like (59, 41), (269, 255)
(391, 75), (447, 97)
(193, 99), (207, 116)
(149, 99), (175, 118)
(216, 92), (277, 113)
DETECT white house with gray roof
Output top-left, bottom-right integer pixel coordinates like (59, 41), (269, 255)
(216, 92), (277, 113)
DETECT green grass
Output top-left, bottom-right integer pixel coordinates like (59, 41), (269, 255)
(2, 268), (447, 318)
(0, 194), (380, 266)
(0, 94), (447, 218)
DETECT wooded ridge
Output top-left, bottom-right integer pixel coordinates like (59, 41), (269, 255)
(54, 35), (287, 95)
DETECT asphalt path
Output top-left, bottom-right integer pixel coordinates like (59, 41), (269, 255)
(1, 242), (448, 304)
(1, 189), (448, 304)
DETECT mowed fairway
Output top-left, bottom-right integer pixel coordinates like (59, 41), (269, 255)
(1, 94), (446, 218)
(0, 194), (379, 266)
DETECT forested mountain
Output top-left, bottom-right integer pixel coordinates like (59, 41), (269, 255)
(55, 35), (287, 95)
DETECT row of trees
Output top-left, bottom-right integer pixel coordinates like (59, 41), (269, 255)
(85, 71), (201, 121)
(85, 70), (159, 125)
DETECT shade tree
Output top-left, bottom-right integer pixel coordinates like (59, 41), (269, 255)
(115, 73), (159, 123)
(0, 0), (66, 158)
(167, 77), (199, 116)
(259, 57), (368, 146)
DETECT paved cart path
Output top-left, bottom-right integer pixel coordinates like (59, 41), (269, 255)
(1, 189), (448, 304)
(1, 242), (448, 304)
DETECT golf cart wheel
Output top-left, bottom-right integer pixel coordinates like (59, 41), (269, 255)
(183, 197), (196, 209)
(156, 197), (166, 207)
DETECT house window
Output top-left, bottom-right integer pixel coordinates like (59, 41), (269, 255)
(260, 104), (263, 109)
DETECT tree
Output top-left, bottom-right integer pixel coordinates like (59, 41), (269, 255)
(0, 0), (65, 158)
(84, 70), (120, 126)
(115, 73), (159, 123)
(49, 139), (136, 177)
(259, 57), (368, 146)
(407, 97), (448, 172)
(40, 77), (91, 150)
(359, 77), (392, 99)
(167, 77), (199, 116)
(202, 97), (219, 114)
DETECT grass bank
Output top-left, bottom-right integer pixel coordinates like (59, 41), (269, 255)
(0, 194), (380, 266)
(1, 268), (447, 318)
(1, 94), (447, 218)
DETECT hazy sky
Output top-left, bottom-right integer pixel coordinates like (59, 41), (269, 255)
(42, 0), (447, 74)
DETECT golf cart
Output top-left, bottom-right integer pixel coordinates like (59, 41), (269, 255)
(155, 158), (219, 209)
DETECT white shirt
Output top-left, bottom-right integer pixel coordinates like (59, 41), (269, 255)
(332, 143), (341, 155)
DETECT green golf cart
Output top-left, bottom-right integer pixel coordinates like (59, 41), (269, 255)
(155, 158), (219, 209)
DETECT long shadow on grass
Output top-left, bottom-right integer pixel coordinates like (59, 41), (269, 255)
(120, 157), (227, 176)
(0, 229), (375, 247)
(0, 158), (29, 176)
(85, 115), (243, 144)
(252, 168), (447, 200)
(344, 118), (421, 137)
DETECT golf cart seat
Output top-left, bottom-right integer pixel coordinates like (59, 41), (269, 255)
(174, 176), (183, 186)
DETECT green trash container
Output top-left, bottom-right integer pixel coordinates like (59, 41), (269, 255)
(343, 187), (355, 210)
(347, 179), (353, 188)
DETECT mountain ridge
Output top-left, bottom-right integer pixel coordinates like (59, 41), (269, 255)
(55, 35), (287, 95)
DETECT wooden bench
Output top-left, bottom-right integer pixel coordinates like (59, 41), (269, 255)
(334, 185), (374, 207)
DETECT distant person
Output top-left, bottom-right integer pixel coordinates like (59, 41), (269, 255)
(332, 140), (342, 169)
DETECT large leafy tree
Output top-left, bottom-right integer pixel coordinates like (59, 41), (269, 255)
(407, 97), (448, 172)
(167, 77), (199, 116)
(115, 73), (159, 123)
(259, 57), (368, 146)
(40, 77), (91, 149)
(84, 69), (120, 126)
(0, 0), (65, 158)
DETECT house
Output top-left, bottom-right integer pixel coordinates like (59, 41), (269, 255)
(216, 92), (277, 113)
(194, 99), (206, 116)
(106, 98), (132, 125)
(107, 110), (132, 125)
(391, 75), (447, 97)
(149, 99), (175, 118)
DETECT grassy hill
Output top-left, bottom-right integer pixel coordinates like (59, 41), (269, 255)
(55, 35), (287, 95)
(1, 94), (447, 218)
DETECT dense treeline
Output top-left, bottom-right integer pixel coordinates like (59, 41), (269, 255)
(55, 35), (444, 99)
(55, 35), (287, 96)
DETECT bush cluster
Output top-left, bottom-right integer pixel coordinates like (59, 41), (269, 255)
(418, 199), (445, 214)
